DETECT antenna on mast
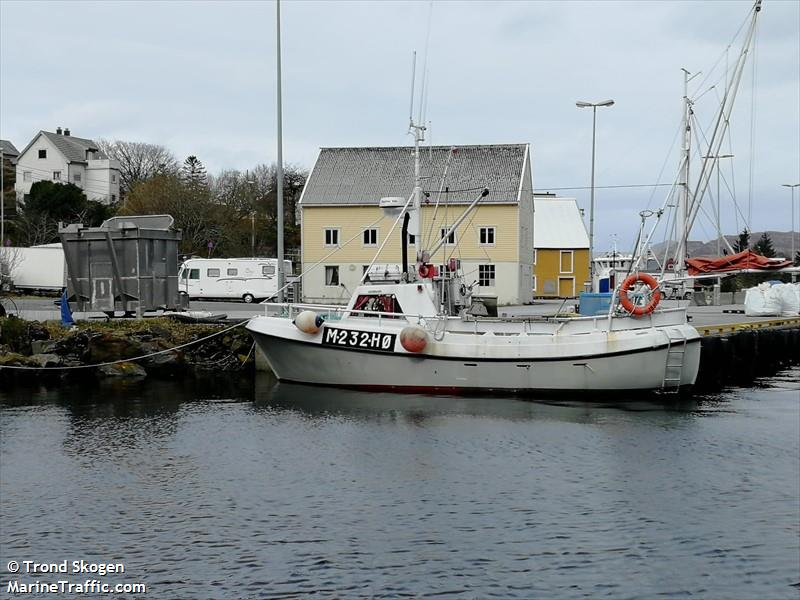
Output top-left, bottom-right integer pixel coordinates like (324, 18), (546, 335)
(409, 51), (417, 127)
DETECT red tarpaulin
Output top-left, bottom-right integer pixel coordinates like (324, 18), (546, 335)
(686, 249), (792, 276)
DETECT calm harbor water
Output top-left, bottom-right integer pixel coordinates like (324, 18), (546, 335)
(1, 370), (799, 599)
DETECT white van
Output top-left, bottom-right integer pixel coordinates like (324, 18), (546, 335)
(178, 258), (293, 303)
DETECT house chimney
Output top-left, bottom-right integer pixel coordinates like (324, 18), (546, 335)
(64, 128), (71, 136)
(56, 127), (63, 135)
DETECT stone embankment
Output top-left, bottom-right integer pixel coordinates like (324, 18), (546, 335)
(0, 316), (254, 384)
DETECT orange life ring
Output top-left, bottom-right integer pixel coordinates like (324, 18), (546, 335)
(619, 273), (661, 316)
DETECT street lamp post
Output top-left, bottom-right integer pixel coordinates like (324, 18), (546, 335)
(246, 176), (256, 257)
(576, 99), (614, 286)
(783, 183), (800, 267)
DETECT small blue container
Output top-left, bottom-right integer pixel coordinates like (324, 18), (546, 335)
(579, 292), (613, 316)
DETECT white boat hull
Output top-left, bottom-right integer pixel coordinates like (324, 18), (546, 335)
(247, 313), (701, 394)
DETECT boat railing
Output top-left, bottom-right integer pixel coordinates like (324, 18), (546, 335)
(261, 301), (448, 326)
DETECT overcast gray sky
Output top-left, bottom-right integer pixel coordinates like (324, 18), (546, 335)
(1, 0), (798, 251)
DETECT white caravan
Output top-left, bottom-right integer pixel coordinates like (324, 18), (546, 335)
(2, 243), (66, 293)
(178, 258), (292, 303)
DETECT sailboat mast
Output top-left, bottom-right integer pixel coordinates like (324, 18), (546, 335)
(276, 0), (285, 302)
(674, 0), (763, 269)
(676, 68), (693, 276)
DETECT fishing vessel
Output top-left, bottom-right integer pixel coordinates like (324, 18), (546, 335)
(247, 129), (701, 395)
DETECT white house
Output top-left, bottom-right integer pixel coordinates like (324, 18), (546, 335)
(15, 128), (120, 205)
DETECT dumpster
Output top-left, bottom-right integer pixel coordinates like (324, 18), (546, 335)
(59, 215), (181, 317)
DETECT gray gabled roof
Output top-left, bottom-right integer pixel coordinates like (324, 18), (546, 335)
(300, 144), (528, 206)
(0, 140), (19, 157)
(17, 130), (107, 164)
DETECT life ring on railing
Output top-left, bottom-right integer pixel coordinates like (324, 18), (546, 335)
(619, 273), (661, 316)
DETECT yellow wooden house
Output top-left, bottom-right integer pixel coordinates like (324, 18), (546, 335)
(299, 144), (534, 306)
(532, 194), (590, 298)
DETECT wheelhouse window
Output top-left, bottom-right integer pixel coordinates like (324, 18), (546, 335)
(478, 264), (495, 287)
(227, 268), (238, 276)
(440, 228), (455, 244)
(324, 228), (340, 247)
(479, 226), (495, 246)
(189, 269), (200, 280)
(352, 294), (402, 317)
(262, 264), (276, 276)
(363, 228), (378, 246)
(207, 268), (220, 277)
(325, 266), (339, 286)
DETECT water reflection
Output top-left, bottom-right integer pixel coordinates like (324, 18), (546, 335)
(253, 372), (705, 425)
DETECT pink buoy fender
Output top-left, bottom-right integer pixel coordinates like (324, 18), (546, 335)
(400, 325), (428, 353)
(294, 310), (325, 334)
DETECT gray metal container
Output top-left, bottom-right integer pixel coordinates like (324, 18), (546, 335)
(59, 215), (182, 316)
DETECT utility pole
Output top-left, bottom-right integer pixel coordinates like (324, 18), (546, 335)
(276, 0), (285, 303)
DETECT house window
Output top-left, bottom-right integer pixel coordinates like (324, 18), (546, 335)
(262, 264), (276, 276)
(52, 171), (61, 180)
(111, 174), (117, 183)
(324, 228), (340, 247)
(363, 228), (378, 246)
(440, 228), (456, 244)
(408, 233), (416, 245)
(532, 275), (537, 291)
(207, 268), (220, 277)
(23, 171), (31, 182)
(479, 226), (495, 246)
(111, 194), (116, 201)
(533, 249), (537, 264)
(38, 149), (46, 159)
(560, 250), (574, 274)
(479, 264), (496, 287)
(73, 173), (81, 183)
(227, 268), (238, 276)
(325, 265), (339, 286)
(189, 269), (200, 280)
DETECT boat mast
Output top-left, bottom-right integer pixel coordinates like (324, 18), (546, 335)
(675, 68), (695, 277)
(408, 51), (426, 273)
(674, 0), (762, 271)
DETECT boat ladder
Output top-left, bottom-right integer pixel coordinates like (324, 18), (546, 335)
(662, 329), (688, 391)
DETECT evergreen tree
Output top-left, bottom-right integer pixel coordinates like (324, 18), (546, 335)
(752, 232), (776, 258)
(794, 250), (800, 267)
(180, 155), (208, 187)
(733, 229), (750, 253)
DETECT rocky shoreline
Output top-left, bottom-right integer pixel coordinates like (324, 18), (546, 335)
(0, 316), (255, 384)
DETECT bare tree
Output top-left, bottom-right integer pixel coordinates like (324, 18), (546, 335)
(97, 139), (178, 193)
